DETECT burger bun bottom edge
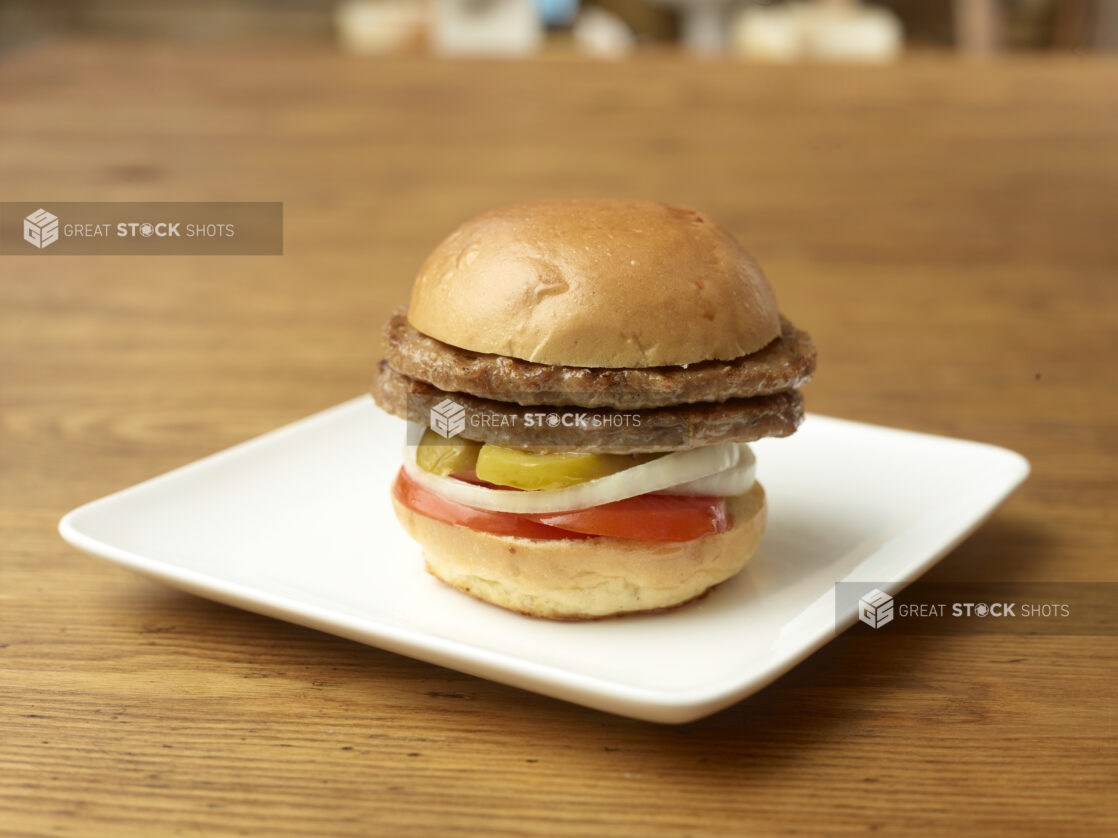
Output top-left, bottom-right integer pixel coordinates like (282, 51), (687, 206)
(391, 483), (766, 621)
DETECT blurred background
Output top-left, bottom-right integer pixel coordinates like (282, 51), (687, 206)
(0, 0), (1114, 457)
(2, 0), (1117, 60)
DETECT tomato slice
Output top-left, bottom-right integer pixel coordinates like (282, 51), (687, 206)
(524, 494), (728, 542)
(394, 468), (727, 543)
(393, 468), (583, 540)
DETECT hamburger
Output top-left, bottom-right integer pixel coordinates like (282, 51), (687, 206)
(372, 198), (815, 620)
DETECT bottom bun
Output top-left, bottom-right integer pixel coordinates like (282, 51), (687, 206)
(391, 483), (766, 620)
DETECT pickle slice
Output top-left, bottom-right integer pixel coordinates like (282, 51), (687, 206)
(416, 428), (482, 477)
(475, 444), (659, 491)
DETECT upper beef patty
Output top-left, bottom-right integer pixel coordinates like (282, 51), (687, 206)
(383, 309), (815, 410)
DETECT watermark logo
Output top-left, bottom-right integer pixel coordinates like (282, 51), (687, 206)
(23, 208), (59, 249)
(836, 582), (1110, 634)
(858, 588), (894, 629)
(2, 202), (282, 255)
(401, 390), (675, 449)
(430, 398), (466, 439)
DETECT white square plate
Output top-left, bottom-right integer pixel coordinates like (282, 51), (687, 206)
(60, 397), (1028, 723)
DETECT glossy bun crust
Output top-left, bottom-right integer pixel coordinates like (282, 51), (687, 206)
(407, 199), (782, 369)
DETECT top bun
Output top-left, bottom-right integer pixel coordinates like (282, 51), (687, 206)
(407, 199), (781, 369)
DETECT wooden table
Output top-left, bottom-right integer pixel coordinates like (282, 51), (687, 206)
(1, 41), (1115, 836)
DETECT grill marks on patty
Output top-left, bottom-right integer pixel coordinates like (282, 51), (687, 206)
(383, 309), (815, 409)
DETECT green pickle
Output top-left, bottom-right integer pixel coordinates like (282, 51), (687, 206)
(415, 429), (482, 476)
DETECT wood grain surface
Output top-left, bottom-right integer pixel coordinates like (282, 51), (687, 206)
(1, 40), (1116, 837)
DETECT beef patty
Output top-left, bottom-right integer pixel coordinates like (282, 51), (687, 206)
(373, 362), (804, 454)
(383, 309), (815, 409)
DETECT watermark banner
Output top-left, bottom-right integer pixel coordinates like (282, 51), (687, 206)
(402, 391), (685, 450)
(0, 202), (282, 255)
(838, 582), (1118, 635)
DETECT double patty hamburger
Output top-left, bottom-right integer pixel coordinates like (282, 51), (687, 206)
(372, 198), (815, 620)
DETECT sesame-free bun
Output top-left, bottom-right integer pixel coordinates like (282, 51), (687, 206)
(391, 484), (766, 620)
(407, 199), (781, 369)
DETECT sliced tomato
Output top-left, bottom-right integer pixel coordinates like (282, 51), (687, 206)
(394, 468), (727, 543)
(393, 468), (583, 540)
(524, 494), (728, 543)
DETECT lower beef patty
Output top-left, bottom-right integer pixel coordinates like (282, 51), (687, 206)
(383, 309), (816, 409)
(373, 362), (804, 454)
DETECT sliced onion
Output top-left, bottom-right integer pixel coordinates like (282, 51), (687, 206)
(402, 438), (744, 514)
(654, 444), (755, 496)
